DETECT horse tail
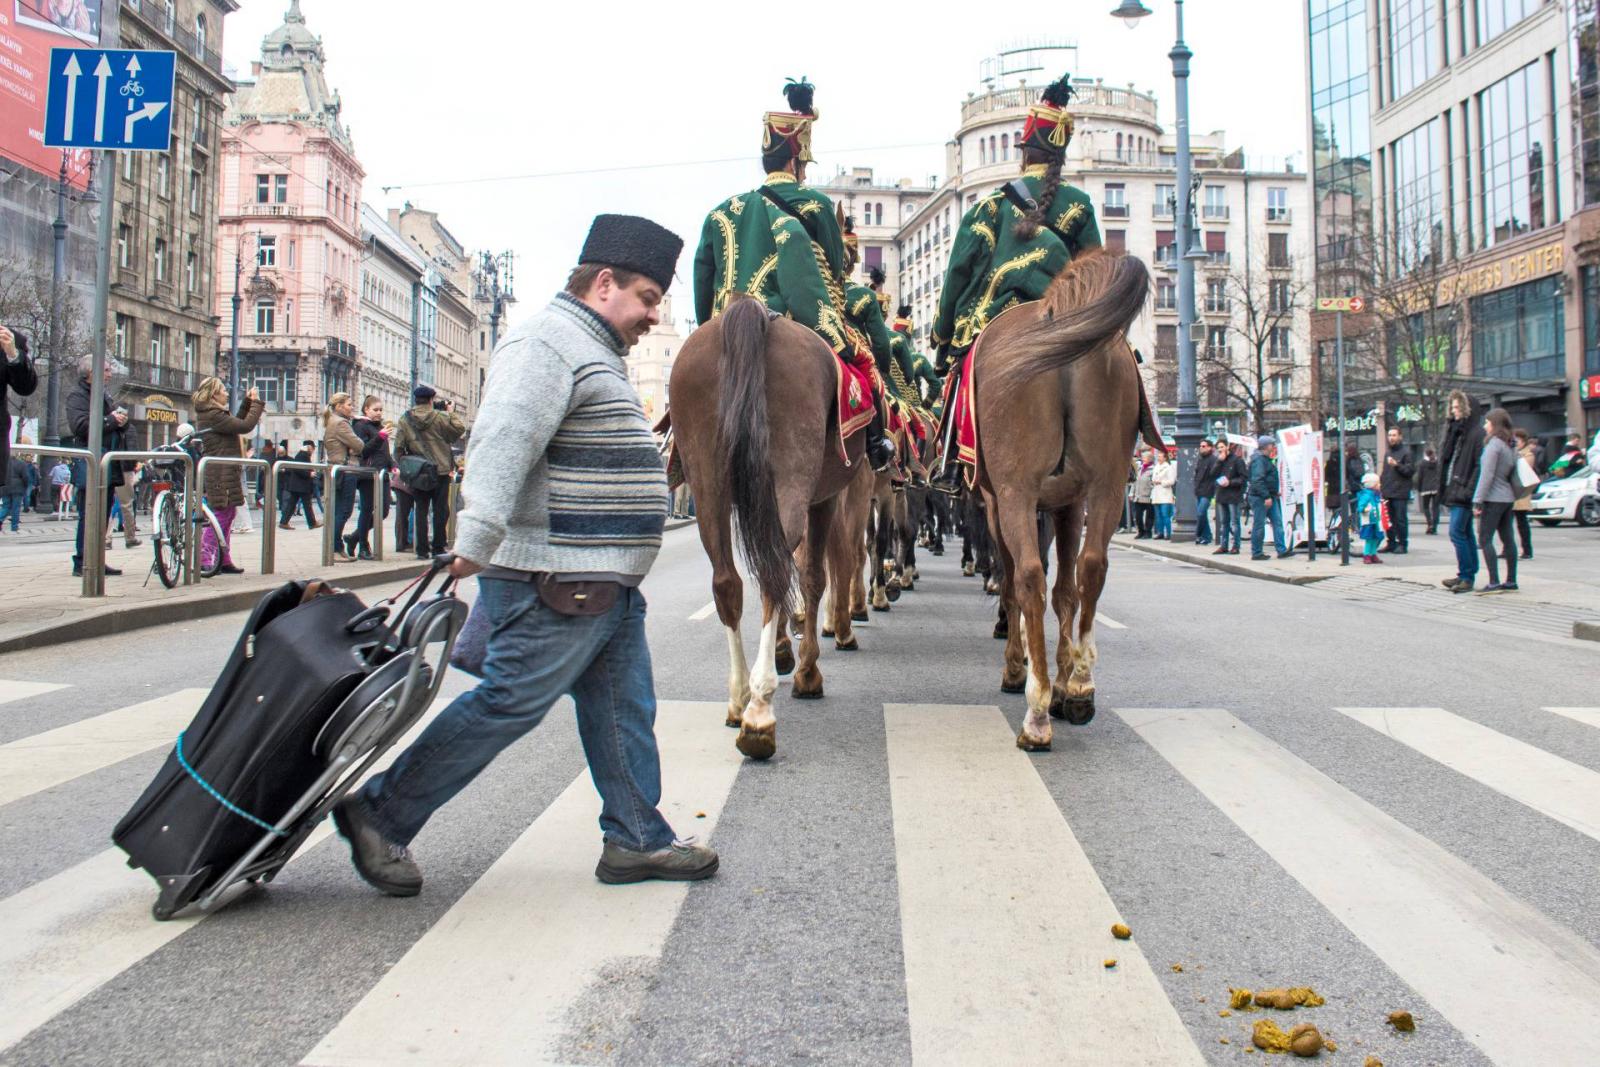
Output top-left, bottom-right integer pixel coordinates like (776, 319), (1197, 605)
(717, 297), (794, 610)
(988, 252), (1150, 400)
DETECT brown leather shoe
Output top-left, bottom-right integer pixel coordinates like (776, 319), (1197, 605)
(595, 838), (718, 884)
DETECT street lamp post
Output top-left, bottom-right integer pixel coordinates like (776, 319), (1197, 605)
(1113, 0), (1206, 537)
(45, 155), (70, 447)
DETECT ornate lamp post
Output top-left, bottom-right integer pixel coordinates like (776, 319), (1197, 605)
(1112, 0), (1207, 535)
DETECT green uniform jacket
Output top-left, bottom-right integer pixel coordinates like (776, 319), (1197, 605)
(845, 284), (897, 379)
(909, 350), (941, 404)
(931, 168), (1101, 356)
(760, 172), (849, 281)
(693, 184), (851, 357)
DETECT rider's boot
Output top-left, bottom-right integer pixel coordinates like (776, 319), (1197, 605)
(865, 399), (897, 473)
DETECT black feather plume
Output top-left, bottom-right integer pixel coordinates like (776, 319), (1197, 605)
(843, 214), (856, 234)
(783, 77), (815, 115)
(1041, 73), (1076, 108)
(897, 304), (913, 318)
(869, 267), (886, 287)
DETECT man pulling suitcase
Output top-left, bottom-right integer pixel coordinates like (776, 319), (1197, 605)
(332, 215), (719, 894)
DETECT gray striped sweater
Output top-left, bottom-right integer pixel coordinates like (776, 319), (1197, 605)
(452, 293), (667, 577)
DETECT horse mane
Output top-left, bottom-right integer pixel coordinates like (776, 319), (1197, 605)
(987, 250), (1149, 401)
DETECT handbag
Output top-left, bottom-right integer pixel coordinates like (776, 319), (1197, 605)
(1512, 456), (1539, 500)
(397, 454), (439, 493)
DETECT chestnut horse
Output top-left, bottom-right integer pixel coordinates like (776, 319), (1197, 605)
(972, 251), (1163, 751)
(668, 297), (864, 759)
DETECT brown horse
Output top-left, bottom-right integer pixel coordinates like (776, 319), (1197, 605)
(668, 297), (865, 759)
(971, 251), (1163, 751)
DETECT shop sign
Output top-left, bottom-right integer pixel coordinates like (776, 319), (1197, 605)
(1581, 374), (1600, 404)
(145, 408), (178, 424)
(1436, 242), (1564, 305)
(1324, 405), (1423, 433)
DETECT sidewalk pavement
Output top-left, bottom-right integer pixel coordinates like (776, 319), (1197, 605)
(1114, 520), (1600, 643)
(0, 512), (421, 654)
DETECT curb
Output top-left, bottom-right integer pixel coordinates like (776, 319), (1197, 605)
(1575, 621), (1600, 644)
(0, 561), (421, 656)
(1114, 538), (1330, 586)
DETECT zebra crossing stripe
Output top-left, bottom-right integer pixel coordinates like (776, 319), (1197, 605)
(1546, 707), (1600, 731)
(885, 703), (1204, 1066)
(1118, 707), (1600, 1067)
(301, 700), (738, 1067)
(0, 688), (209, 807)
(1335, 707), (1600, 842)
(0, 700), (447, 1055)
(0, 680), (71, 708)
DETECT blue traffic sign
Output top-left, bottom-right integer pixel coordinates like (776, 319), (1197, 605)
(43, 48), (176, 152)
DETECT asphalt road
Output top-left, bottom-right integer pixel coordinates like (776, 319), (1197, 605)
(1, 522), (1597, 1066)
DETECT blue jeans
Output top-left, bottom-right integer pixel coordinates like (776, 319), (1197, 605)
(1195, 495), (1213, 543)
(1448, 504), (1478, 583)
(0, 492), (22, 530)
(1216, 501), (1242, 550)
(359, 578), (675, 852)
(1249, 496), (1286, 556)
(1154, 502), (1174, 538)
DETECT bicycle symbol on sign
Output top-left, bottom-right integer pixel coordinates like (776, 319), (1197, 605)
(119, 79), (145, 99)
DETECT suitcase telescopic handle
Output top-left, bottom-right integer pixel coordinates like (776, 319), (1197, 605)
(354, 554), (460, 654)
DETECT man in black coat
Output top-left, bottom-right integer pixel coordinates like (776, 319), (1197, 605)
(1211, 442), (1248, 554)
(1436, 389), (1484, 590)
(1379, 426), (1415, 553)
(1, 325), (39, 475)
(1416, 445), (1441, 533)
(1323, 441), (1364, 553)
(64, 354), (128, 577)
(1191, 438), (1220, 545)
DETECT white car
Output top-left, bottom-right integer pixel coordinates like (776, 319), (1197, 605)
(1530, 466), (1600, 527)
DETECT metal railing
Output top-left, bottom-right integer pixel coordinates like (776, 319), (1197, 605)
(16, 446), (98, 597)
(92, 450), (197, 597)
(267, 461), (386, 569)
(197, 457), (273, 574)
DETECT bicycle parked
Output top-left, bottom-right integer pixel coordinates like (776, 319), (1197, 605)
(146, 430), (228, 588)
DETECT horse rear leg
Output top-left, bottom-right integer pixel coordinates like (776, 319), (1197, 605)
(1066, 490), (1121, 724)
(996, 488), (1053, 751)
(792, 499), (834, 698)
(736, 601), (781, 760)
(1048, 506), (1091, 724)
(699, 495), (748, 729)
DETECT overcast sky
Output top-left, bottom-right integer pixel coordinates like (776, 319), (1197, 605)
(223, 1), (1309, 329)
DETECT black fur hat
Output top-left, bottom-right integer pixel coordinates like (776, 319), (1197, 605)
(578, 214), (684, 292)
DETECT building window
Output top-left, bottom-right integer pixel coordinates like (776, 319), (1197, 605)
(1103, 183), (1128, 218)
(1267, 186), (1289, 220)
(1478, 60), (1550, 250)
(255, 299), (276, 334)
(1155, 228), (1175, 265)
(1477, 0), (1541, 48)
(257, 236), (276, 267)
(195, 13), (207, 51)
(287, 239), (296, 268)
(156, 153), (169, 197)
(1001, 132), (1009, 161)
(1155, 183), (1175, 217)
(1268, 232), (1290, 267)
(1392, 116), (1443, 269)
(1269, 326), (1293, 362)
(153, 239), (166, 281)
(275, 174), (288, 204)
(149, 324), (167, 365)
(188, 169), (201, 213)
(114, 314), (129, 359)
(1269, 279), (1292, 314)
(1205, 230), (1228, 264)
(122, 152), (134, 181)
(192, 95), (204, 140)
(185, 251), (197, 293)
(1585, 266), (1600, 375)
(1472, 277), (1563, 380)
(256, 174), (270, 204)
(1205, 277), (1229, 313)
(875, 202), (883, 226)
(1206, 324), (1229, 358)
(1156, 278), (1177, 310)
(1268, 373), (1293, 402)
(183, 333), (197, 375)
(1202, 185), (1228, 219)
(1104, 229), (1126, 254)
(1388, 0), (1440, 100)
(989, 135), (997, 163)
(117, 223), (130, 268)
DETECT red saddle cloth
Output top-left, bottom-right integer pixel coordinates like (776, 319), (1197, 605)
(938, 349), (980, 488)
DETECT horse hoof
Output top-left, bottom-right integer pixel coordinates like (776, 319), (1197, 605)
(736, 725), (776, 761)
(834, 636), (859, 651)
(984, 579), (1001, 595)
(791, 683), (824, 700)
(900, 578), (914, 592)
(774, 647), (795, 676)
(1000, 680), (1026, 694)
(725, 710), (743, 729)
(961, 563), (975, 577)
(886, 584), (901, 603)
(851, 610), (870, 623)
(993, 620), (1009, 640)
(821, 626), (835, 638)
(931, 547), (944, 556)
(872, 602), (891, 613)
(1015, 732), (1053, 752)
(1061, 693), (1096, 726)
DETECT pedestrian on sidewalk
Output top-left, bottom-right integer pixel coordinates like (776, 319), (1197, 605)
(1, 449), (28, 531)
(394, 385), (464, 560)
(331, 213), (717, 895)
(1438, 389), (1484, 592)
(1192, 438), (1219, 545)
(1211, 442), (1246, 554)
(1417, 445), (1441, 534)
(322, 392), (364, 562)
(275, 439), (296, 527)
(1151, 449), (1177, 539)
(1133, 449), (1155, 539)
(1380, 426), (1413, 554)
(279, 442), (319, 530)
(50, 460), (71, 516)
(347, 396), (390, 560)
(194, 376), (264, 577)
(65, 354), (128, 578)
(1248, 435), (1291, 560)
(1472, 407), (1519, 594)
(1, 325), (38, 481)
(1357, 472), (1385, 563)
(1512, 428), (1536, 560)
(232, 450), (255, 536)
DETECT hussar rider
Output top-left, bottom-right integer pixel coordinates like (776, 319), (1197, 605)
(930, 73), (1102, 491)
(692, 78), (896, 471)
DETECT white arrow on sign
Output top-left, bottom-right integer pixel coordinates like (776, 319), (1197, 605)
(124, 101), (167, 143)
(59, 54), (82, 141)
(91, 54), (112, 143)
(126, 55), (141, 76)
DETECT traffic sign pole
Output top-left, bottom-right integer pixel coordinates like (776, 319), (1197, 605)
(1335, 308), (1349, 568)
(83, 4), (121, 598)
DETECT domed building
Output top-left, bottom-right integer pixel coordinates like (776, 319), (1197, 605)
(825, 42), (1316, 434)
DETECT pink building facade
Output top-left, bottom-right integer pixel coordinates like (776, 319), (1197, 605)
(215, 1), (364, 446)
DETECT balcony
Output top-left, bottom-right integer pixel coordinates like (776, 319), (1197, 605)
(1266, 207), (1293, 224)
(1202, 205), (1231, 221)
(326, 336), (359, 362)
(126, 359), (199, 394)
(237, 204), (301, 218)
(1204, 253), (1232, 269)
(1152, 204), (1174, 219)
(1101, 203), (1130, 219)
(1269, 347), (1295, 364)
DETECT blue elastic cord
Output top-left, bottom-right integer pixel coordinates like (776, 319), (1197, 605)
(174, 731), (288, 836)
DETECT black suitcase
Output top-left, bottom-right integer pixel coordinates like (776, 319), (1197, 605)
(113, 563), (465, 920)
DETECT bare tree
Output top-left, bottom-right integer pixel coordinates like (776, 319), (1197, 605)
(0, 262), (91, 438)
(1197, 236), (1313, 433)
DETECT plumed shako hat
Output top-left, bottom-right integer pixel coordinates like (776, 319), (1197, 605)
(578, 214), (684, 292)
(1020, 74), (1077, 158)
(763, 77), (818, 167)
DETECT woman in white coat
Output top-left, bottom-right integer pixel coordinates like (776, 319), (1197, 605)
(1151, 450), (1178, 539)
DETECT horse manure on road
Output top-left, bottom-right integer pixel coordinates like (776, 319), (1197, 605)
(1110, 922), (1132, 939)
(1386, 1010), (1416, 1032)
(1253, 1020), (1328, 1056)
(1254, 987), (1326, 1010)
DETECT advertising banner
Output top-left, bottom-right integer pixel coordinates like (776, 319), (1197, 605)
(1274, 424), (1326, 547)
(1, 1), (100, 186)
